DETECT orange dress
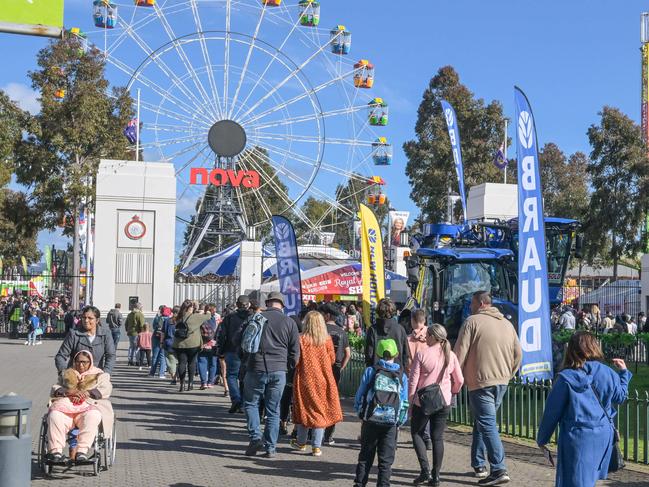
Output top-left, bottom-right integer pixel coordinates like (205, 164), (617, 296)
(292, 336), (343, 428)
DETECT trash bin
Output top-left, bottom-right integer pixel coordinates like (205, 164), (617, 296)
(0, 394), (31, 487)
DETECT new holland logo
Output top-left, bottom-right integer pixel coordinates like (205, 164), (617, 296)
(444, 108), (454, 126)
(518, 111), (534, 150)
(368, 227), (377, 244)
(275, 222), (290, 240)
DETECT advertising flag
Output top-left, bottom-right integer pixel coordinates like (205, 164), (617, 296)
(271, 215), (302, 317)
(440, 100), (467, 222)
(515, 86), (553, 382)
(21, 256), (28, 275)
(360, 204), (385, 327)
(0, 0), (64, 38)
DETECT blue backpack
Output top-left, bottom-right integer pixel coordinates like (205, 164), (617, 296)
(361, 366), (407, 426)
(241, 313), (268, 354)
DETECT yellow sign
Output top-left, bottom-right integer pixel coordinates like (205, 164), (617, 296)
(360, 204), (385, 327)
(0, 0), (64, 38)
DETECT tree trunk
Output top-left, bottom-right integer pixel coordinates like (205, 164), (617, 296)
(613, 255), (618, 283)
(72, 204), (80, 310)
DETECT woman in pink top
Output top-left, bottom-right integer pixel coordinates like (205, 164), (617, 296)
(136, 323), (153, 371)
(408, 324), (464, 486)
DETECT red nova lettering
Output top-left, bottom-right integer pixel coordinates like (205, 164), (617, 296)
(190, 168), (260, 188)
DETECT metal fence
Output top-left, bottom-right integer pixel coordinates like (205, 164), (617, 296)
(173, 281), (239, 311)
(562, 280), (641, 318)
(338, 354), (649, 465)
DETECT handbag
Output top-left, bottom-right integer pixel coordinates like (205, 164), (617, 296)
(416, 360), (448, 416)
(590, 383), (625, 472)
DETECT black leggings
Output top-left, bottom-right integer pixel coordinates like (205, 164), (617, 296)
(410, 404), (450, 474)
(174, 347), (200, 384)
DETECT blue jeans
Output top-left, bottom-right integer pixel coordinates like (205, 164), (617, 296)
(149, 337), (167, 377)
(469, 385), (508, 472)
(128, 335), (138, 363)
(225, 352), (242, 404)
(111, 329), (121, 354)
(243, 370), (286, 453)
(197, 350), (217, 385)
(297, 424), (324, 448)
(27, 331), (37, 345)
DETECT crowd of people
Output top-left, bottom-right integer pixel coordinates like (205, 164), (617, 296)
(17, 288), (632, 487)
(553, 303), (649, 335)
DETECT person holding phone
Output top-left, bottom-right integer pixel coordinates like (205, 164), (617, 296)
(537, 332), (631, 487)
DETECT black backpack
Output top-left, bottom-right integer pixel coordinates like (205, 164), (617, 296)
(175, 319), (189, 340)
(328, 325), (347, 365)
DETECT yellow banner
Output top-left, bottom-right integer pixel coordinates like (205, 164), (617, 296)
(21, 256), (28, 274)
(360, 204), (385, 327)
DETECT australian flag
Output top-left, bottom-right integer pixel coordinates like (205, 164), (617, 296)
(493, 144), (508, 170)
(123, 118), (139, 144)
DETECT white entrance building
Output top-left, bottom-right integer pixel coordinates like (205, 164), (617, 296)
(93, 159), (176, 316)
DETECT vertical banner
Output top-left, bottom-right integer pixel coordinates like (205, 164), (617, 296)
(440, 100), (467, 222)
(515, 86), (553, 382)
(271, 215), (302, 316)
(360, 204), (385, 327)
(388, 210), (410, 247)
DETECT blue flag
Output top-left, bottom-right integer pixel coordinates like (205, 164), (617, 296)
(271, 215), (302, 317)
(514, 87), (553, 382)
(440, 100), (467, 222)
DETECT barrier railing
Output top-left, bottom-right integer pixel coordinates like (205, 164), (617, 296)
(339, 354), (649, 464)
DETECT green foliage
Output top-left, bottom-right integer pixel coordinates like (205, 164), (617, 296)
(582, 107), (649, 273)
(403, 66), (507, 222)
(13, 38), (133, 230)
(539, 143), (590, 220)
(348, 332), (365, 353)
(599, 332), (638, 348)
(0, 189), (40, 266)
(0, 92), (28, 187)
(552, 328), (576, 344)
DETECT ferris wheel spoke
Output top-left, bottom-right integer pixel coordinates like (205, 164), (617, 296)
(147, 122), (200, 135)
(153, 3), (219, 119)
(251, 132), (373, 147)
(241, 67), (358, 127)
(106, 56), (211, 124)
(223, 0), (232, 116)
(230, 6), (309, 121)
(228, 2), (267, 119)
(235, 155), (274, 223)
(248, 104), (367, 131)
(174, 144), (212, 176)
(190, 0), (224, 120)
(140, 99), (211, 129)
(236, 32), (341, 122)
(120, 19), (215, 121)
(139, 134), (205, 150)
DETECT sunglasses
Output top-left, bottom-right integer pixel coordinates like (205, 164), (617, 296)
(75, 360), (90, 365)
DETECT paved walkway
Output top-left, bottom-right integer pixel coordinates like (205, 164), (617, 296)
(1, 337), (647, 486)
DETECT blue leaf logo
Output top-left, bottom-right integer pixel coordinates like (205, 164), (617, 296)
(518, 111), (534, 149)
(275, 222), (290, 240)
(444, 108), (454, 127)
(368, 228), (377, 244)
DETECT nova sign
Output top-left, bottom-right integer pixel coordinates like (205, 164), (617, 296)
(190, 168), (261, 188)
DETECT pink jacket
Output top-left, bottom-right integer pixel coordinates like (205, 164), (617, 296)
(137, 331), (153, 350)
(408, 343), (464, 407)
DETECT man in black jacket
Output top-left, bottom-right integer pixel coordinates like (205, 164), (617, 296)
(364, 298), (409, 370)
(243, 291), (300, 458)
(218, 295), (251, 413)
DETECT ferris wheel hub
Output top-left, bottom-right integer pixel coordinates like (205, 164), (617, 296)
(208, 119), (247, 157)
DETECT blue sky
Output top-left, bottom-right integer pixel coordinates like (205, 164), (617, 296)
(0, 0), (646, 257)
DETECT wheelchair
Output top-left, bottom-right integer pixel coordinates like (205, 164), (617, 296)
(37, 411), (117, 477)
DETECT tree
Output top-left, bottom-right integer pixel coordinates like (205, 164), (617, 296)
(0, 91), (27, 186)
(13, 37), (134, 305)
(404, 66), (507, 222)
(582, 107), (649, 279)
(539, 143), (590, 221)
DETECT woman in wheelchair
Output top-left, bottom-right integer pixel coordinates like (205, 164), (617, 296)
(46, 350), (113, 463)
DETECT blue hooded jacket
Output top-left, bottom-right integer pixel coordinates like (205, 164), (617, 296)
(354, 359), (409, 426)
(537, 361), (631, 487)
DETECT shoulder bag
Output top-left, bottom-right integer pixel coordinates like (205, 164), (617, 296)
(590, 383), (625, 472)
(416, 359), (448, 416)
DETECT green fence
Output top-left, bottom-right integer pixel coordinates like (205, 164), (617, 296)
(339, 354), (649, 465)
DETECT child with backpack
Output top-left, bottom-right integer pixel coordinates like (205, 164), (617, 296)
(136, 323), (153, 371)
(353, 338), (409, 487)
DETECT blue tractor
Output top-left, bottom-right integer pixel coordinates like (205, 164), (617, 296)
(405, 218), (581, 341)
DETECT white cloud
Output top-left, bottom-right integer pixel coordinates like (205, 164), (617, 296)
(3, 82), (40, 114)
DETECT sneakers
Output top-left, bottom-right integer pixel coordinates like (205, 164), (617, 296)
(311, 447), (322, 457)
(290, 439), (306, 452)
(200, 383), (207, 390)
(228, 402), (242, 414)
(474, 466), (488, 478)
(24, 341), (29, 345)
(261, 450), (276, 458)
(412, 472), (430, 485)
(478, 470), (510, 485)
(323, 438), (335, 446)
(138, 366), (143, 371)
(425, 439), (433, 451)
(75, 452), (89, 462)
(245, 439), (263, 456)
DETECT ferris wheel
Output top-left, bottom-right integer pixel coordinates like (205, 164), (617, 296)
(79, 0), (392, 260)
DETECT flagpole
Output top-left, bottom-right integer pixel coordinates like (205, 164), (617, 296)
(504, 119), (508, 184)
(135, 88), (141, 163)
